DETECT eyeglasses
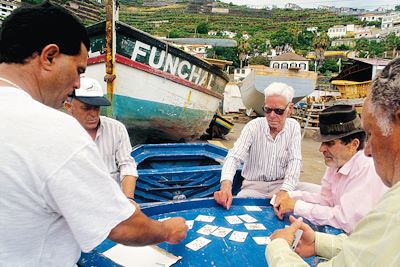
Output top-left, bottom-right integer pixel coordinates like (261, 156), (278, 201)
(262, 104), (289, 115)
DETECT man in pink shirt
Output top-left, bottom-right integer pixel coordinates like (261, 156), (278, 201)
(273, 105), (388, 233)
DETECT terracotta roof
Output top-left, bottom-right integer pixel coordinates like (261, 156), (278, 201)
(272, 52), (308, 61)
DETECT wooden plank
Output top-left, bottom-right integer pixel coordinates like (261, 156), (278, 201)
(207, 140), (227, 149)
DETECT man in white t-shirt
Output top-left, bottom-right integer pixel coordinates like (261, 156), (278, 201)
(65, 77), (138, 199)
(0, 3), (187, 266)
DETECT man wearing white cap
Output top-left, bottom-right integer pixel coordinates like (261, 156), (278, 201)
(214, 82), (313, 209)
(65, 76), (138, 199)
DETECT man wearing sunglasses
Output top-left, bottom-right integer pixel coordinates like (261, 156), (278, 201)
(214, 82), (314, 209)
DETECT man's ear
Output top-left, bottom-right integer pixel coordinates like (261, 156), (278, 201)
(40, 44), (60, 70)
(64, 99), (73, 113)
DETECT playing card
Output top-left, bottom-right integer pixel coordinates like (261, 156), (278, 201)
(229, 231), (248, 242)
(185, 220), (194, 229)
(211, 227), (233, 238)
(224, 215), (243, 224)
(291, 229), (303, 251)
(244, 206), (262, 211)
(252, 236), (271, 245)
(185, 237), (211, 251)
(195, 215), (215, 223)
(270, 194), (277, 206)
(238, 214), (257, 223)
(197, 224), (218, 235)
(244, 223), (266, 230)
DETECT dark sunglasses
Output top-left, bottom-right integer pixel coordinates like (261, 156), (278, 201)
(262, 104), (289, 115)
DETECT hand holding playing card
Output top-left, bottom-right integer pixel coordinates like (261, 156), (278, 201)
(162, 217), (188, 244)
(270, 216), (316, 257)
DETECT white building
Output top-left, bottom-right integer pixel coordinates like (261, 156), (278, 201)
(355, 27), (381, 39)
(176, 44), (212, 59)
(327, 24), (356, 38)
(359, 13), (384, 22)
(0, 0), (20, 18)
(306, 27), (318, 32)
(327, 25), (347, 38)
(270, 52), (309, 71)
(221, 31), (237, 39)
(381, 12), (400, 30)
(233, 67), (252, 82)
(211, 7), (229, 14)
(208, 30), (218, 36)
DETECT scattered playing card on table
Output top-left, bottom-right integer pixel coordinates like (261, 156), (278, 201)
(195, 215), (215, 222)
(211, 227), (233, 238)
(244, 206), (262, 211)
(252, 236), (271, 245)
(197, 224), (218, 235)
(225, 215), (242, 224)
(185, 237), (211, 251)
(244, 223), (266, 230)
(238, 214), (257, 223)
(229, 231), (248, 242)
(185, 220), (194, 229)
(270, 194), (277, 206)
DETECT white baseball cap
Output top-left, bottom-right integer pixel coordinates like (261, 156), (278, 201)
(71, 76), (111, 106)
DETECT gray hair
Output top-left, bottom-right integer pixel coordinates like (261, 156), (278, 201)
(264, 82), (294, 104)
(369, 58), (400, 136)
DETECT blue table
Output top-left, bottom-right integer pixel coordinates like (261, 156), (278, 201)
(78, 198), (341, 267)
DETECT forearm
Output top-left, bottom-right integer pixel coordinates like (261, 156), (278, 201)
(281, 158), (301, 191)
(108, 208), (168, 246)
(294, 201), (353, 233)
(266, 239), (310, 267)
(315, 232), (347, 259)
(121, 175), (137, 198)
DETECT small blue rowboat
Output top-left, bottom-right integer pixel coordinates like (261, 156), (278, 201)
(132, 143), (243, 203)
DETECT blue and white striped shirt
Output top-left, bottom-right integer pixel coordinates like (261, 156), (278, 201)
(221, 117), (302, 191)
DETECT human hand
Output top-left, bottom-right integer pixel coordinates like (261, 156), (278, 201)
(273, 196), (296, 220)
(271, 216), (316, 258)
(289, 216), (316, 258)
(214, 181), (233, 210)
(162, 217), (188, 244)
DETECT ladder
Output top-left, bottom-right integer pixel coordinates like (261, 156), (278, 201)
(301, 102), (325, 139)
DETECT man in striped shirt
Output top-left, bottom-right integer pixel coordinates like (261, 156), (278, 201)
(214, 82), (304, 209)
(266, 57), (400, 266)
(65, 77), (138, 200)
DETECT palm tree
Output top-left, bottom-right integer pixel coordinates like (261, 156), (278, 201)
(237, 38), (250, 69)
(312, 32), (329, 71)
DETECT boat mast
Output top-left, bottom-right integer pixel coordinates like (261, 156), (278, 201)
(105, 0), (117, 116)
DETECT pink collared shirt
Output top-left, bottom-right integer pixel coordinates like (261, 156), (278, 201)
(289, 150), (388, 233)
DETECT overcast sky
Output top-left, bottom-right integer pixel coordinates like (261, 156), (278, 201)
(219, 0), (398, 10)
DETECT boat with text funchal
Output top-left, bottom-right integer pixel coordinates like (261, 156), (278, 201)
(85, 20), (229, 144)
(240, 65), (318, 116)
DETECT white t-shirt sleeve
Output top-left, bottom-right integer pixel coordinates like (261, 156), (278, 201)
(42, 143), (135, 252)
